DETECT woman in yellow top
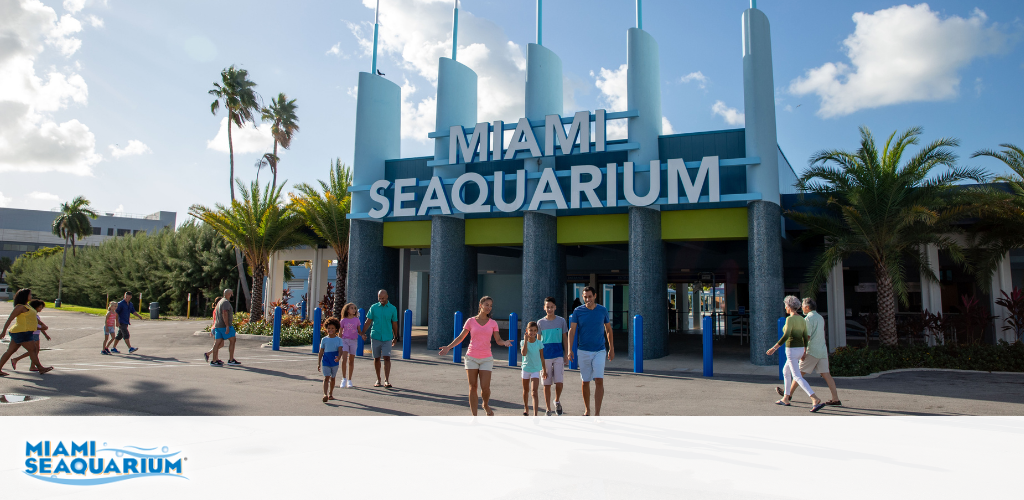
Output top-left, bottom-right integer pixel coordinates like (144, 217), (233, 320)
(766, 295), (823, 412)
(0, 288), (53, 376)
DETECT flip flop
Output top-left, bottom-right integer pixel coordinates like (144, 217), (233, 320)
(810, 402), (826, 413)
(776, 387), (784, 397)
(322, 395), (329, 402)
(38, 367), (53, 375)
(384, 382), (393, 388)
(373, 381), (382, 387)
(774, 399), (790, 406)
(204, 352), (209, 362)
(485, 407), (494, 416)
(825, 400), (842, 406)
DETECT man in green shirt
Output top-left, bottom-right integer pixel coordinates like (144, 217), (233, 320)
(361, 289), (398, 388)
(778, 298), (842, 406)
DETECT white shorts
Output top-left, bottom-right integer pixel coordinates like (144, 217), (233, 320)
(578, 349), (606, 382)
(464, 356), (494, 371)
(543, 357), (564, 385)
(522, 371), (540, 380)
(799, 354), (830, 374)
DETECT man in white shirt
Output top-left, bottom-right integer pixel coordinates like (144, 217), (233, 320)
(778, 298), (841, 406)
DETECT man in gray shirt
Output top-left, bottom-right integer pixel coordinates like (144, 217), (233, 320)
(778, 298), (841, 405)
(207, 289), (241, 366)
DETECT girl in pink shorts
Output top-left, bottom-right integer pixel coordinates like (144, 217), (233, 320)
(339, 303), (361, 388)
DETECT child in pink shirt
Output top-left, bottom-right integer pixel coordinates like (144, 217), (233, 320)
(339, 303), (361, 388)
(439, 296), (512, 416)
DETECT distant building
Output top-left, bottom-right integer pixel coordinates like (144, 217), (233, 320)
(0, 207), (176, 261)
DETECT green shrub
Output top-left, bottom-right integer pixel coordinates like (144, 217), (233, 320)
(830, 342), (1024, 376)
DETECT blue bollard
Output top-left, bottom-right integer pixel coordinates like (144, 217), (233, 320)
(569, 314), (579, 370)
(272, 306), (282, 351)
(311, 307), (322, 354)
(300, 299), (307, 321)
(633, 314), (643, 373)
(777, 316), (787, 381)
(402, 309), (412, 359)
(508, 312), (519, 367)
(357, 308), (366, 357)
(702, 315), (713, 377)
(453, 311), (463, 364)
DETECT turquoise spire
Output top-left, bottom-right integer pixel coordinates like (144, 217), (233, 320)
(452, 0), (459, 60)
(637, 0), (642, 30)
(371, 0), (380, 74)
(536, 0), (542, 45)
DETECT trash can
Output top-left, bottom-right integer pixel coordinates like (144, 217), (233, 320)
(149, 302), (160, 320)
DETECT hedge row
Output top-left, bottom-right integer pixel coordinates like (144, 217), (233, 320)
(829, 342), (1024, 377)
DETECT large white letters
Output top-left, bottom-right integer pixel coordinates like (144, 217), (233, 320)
(528, 168), (568, 211)
(504, 118), (542, 160)
(668, 156), (719, 204)
(570, 165), (603, 209)
(449, 122), (489, 164)
(392, 178), (417, 217)
(417, 176), (452, 215)
(545, 111), (590, 156)
(624, 161), (661, 207)
(452, 173), (490, 213)
(494, 170), (526, 212)
(368, 180), (391, 218)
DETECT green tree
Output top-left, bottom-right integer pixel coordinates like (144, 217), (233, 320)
(210, 64), (261, 307)
(0, 257), (11, 283)
(291, 160), (352, 317)
(787, 126), (986, 346)
(260, 92), (300, 189)
(963, 144), (1024, 285)
(51, 196), (98, 307)
(189, 179), (308, 321)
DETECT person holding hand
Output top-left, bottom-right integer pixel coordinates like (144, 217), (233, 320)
(439, 296), (512, 416)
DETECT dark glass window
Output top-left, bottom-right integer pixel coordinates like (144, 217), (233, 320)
(92, 227), (101, 235)
(107, 228), (114, 236)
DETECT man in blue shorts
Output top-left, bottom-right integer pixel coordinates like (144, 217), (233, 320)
(111, 291), (143, 354)
(361, 289), (398, 388)
(208, 289), (241, 366)
(567, 286), (615, 416)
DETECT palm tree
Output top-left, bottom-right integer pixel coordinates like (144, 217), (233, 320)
(52, 196), (99, 307)
(209, 65), (261, 308)
(963, 144), (1024, 284)
(189, 179), (308, 321)
(291, 160), (352, 318)
(787, 126), (986, 346)
(0, 257), (12, 283)
(261, 92), (300, 189)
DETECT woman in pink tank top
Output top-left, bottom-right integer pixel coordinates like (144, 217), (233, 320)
(439, 296), (511, 416)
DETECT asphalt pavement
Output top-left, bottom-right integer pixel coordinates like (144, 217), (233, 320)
(2, 302), (1023, 416)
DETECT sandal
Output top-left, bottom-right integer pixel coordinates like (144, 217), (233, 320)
(775, 387), (784, 397)
(38, 367), (53, 375)
(810, 402), (826, 413)
(774, 399), (790, 406)
(384, 382), (393, 388)
(322, 395), (329, 402)
(373, 381), (382, 387)
(485, 407), (494, 416)
(825, 400), (842, 406)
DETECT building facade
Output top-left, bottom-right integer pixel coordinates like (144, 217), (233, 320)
(0, 208), (176, 261)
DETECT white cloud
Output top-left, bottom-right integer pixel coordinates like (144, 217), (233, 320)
(0, 0), (100, 175)
(109, 140), (152, 159)
(0, 192), (10, 207)
(29, 191), (60, 202)
(974, 77), (984, 97)
(63, 0), (86, 14)
(349, 0), (527, 141)
(347, 86), (358, 99)
(326, 42), (347, 58)
(206, 117), (275, 154)
(400, 79), (437, 142)
(680, 71), (709, 89)
(592, 64), (628, 139)
(86, 15), (103, 28)
(712, 101), (745, 126)
(114, 204), (124, 214)
(662, 117), (675, 135)
(789, 4), (1007, 118)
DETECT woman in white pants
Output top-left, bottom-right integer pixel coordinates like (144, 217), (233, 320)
(767, 295), (825, 412)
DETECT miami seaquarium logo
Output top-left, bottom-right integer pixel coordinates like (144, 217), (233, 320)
(24, 440), (187, 485)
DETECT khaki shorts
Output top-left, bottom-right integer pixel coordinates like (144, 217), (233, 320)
(543, 357), (564, 385)
(464, 356), (494, 371)
(799, 353), (830, 374)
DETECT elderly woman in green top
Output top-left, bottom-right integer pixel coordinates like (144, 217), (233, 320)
(767, 295), (825, 412)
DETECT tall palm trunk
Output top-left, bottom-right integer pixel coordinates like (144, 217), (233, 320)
(271, 140), (279, 189)
(226, 114), (253, 309)
(876, 263), (898, 346)
(55, 237), (69, 307)
(332, 251), (348, 318)
(250, 262), (266, 322)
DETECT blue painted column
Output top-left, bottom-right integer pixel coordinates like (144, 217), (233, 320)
(632, 315), (643, 373)
(453, 311), (463, 364)
(357, 308), (366, 357)
(702, 315), (713, 377)
(629, 207), (667, 359)
(569, 313), (579, 370)
(508, 312), (519, 367)
(402, 309), (412, 359)
(311, 307), (322, 354)
(272, 306), (282, 351)
(778, 316), (786, 380)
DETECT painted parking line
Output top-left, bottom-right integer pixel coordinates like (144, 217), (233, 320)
(48, 356), (310, 372)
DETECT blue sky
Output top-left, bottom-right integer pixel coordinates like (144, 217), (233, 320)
(1, 0), (1021, 223)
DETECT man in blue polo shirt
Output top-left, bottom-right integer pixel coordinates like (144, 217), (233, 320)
(361, 289), (399, 388)
(567, 286), (615, 416)
(111, 291), (143, 354)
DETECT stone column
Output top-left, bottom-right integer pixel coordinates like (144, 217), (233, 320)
(428, 216), (471, 349)
(748, 200), (783, 365)
(522, 212), (559, 324)
(628, 207), (668, 359)
(347, 220), (399, 314)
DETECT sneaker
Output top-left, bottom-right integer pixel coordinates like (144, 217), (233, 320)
(546, 410), (555, 416)
(110, 348), (120, 354)
(101, 350), (110, 355)
(204, 352), (209, 362)
(555, 401), (563, 416)
(227, 359), (241, 365)
(346, 380), (353, 388)
(128, 347), (139, 354)
(210, 360), (224, 366)
(340, 378), (347, 388)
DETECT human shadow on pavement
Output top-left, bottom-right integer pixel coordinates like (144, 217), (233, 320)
(323, 400), (416, 416)
(349, 386), (521, 411)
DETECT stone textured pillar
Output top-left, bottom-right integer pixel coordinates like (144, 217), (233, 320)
(522, 212), (559, 323)
(347, 219), (399, 313)
(748, 200), (783, 365)
(629, 206), (668, 359)
(428, 216), (470, 349)
(555, 245), (567, 317)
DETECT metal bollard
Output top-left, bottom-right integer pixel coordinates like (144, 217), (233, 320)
(569, 314), (579, 370)
(777, 316), (786, 381)
(357, 308), (366, 357)
(311, 307), (322, 354)
(402, 309), (412, 359)
(702, 315), (713, 377)
(300, 299), (307, 321)
(508, 312), (519, 367)
(272, 306), (282, 351)
(633, 314), (643, 374)
(453, 311), (463, 364)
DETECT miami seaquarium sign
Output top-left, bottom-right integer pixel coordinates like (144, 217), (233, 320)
(360, 109), (757, 219)
(23, 440), (187, 485)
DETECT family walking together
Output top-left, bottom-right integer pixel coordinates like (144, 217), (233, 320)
(767, 295), (842, 412)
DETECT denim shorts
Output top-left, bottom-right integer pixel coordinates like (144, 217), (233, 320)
(321, 364), (339, 378)
(104, 326), (116, 336)
(577, 349), (606, 382)
(9, 331), (33, 344)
